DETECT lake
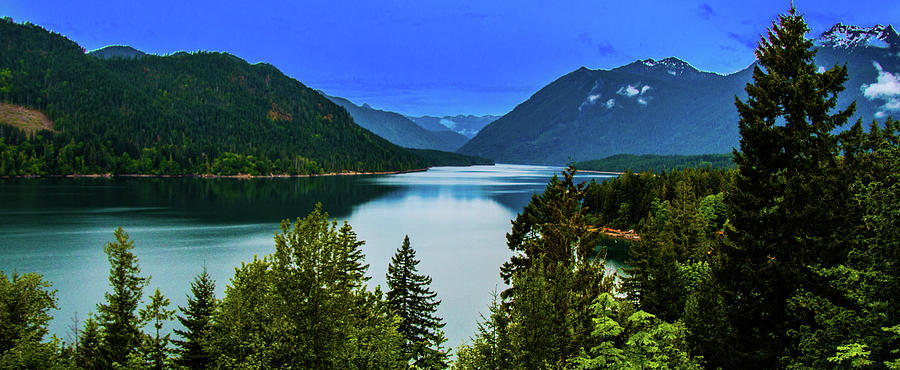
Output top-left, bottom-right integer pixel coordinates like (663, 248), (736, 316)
(0, 164), (622, 347)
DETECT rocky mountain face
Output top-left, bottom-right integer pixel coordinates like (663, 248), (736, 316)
(457, 23), (900, 165)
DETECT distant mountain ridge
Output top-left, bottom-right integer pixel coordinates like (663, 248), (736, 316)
(324, 96), (469, 152)
(87, 45), (147, 60)
(408, 114), (499, 138)
(457, 22), (900, 164)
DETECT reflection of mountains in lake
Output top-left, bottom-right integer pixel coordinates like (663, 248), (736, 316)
(0, 176), (400, 223)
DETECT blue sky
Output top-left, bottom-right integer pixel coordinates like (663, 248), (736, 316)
(3, 1), (899, 116)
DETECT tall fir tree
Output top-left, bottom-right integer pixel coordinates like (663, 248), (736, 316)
(207, 205), (404, 368)
(76, 314), (103, 370)
(97, 227), (148, 367)
(500, 165), (615, 366)
(130, 288), (175, 369)
(717, 6), (855, 367)
(173, 267), (216, 368)
(386, 236), (450, 369)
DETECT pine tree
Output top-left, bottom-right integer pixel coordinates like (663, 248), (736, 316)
(75, 315), (103, 370)
(207, 205), (404, 368)
(386, 236), (450, 368)
(131, 288), (175, 369)
(453, 290), (512, 369)
(173, 267), (216, 368)
(97, 227), (148, 366)
(717, 6), (855, 367)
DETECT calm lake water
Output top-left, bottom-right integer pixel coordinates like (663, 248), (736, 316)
(0, 164), (622, 347)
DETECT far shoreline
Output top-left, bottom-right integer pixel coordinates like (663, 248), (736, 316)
(0, 167), (431, 180)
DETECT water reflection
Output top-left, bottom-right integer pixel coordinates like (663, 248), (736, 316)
(0, 164), (618, 347)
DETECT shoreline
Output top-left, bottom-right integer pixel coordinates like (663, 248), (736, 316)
(575, 169), (625, 175)
(0, 167), (431, 180)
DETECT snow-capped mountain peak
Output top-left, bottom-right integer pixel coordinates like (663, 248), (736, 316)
(818, 23), (900, 49)
(619, 57), (701, 78)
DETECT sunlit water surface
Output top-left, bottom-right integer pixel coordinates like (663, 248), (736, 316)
(0, 164), (622, 347)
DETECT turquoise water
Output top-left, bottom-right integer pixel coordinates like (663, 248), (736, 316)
(0, 164), (621, 347)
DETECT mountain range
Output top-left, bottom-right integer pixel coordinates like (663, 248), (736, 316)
(458, 23), (900, 164)
(407, 115), (499, 139)
(323, 95), (469, 152)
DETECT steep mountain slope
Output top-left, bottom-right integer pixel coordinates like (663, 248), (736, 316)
(408, 115), (499, 138)
(0, 19), (425, 175)
(458, 24), (900, 164)
(324, 96), (469, 152)
(458, 58), (752, 164)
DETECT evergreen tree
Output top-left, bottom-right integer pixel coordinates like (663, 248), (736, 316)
(130, 288), (175, 369)
(173, 267), (216, 368)
(453, 290), (512, 370)
(569, 293), (702, 369)
(207, 205), (404, 368)
(500, 165), (616, 366)
(386, 236), (450, 369)
(785, 120), (900, 367)
(0, 271), (67, 368)
(76, 315), (103, 370)
(97, 227), (148, 367)
(0, 271), (57, 354)
(717, 6), (855, 367)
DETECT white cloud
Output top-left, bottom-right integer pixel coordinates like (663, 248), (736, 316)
(617, 85), (640, 97)
(667, 70), (677, 76)
(817, 66), (825, 73)
(605, 99), (615, 109)
(588, 94), (601, 103)
(868, 38), (889, 48)
(637, 97), (648, 105)
(439, 118), (457, 129)
(641, 85), (652, 95)
(861, 61), (900, 114)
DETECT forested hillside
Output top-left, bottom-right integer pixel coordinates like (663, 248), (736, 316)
(577, 153), (734, 173)
(0, 19), (427, 176)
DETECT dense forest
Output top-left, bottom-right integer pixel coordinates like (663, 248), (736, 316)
(576, 153), (735, 173)
(0, 18), (433, 176)
(2, 7), (900, 369)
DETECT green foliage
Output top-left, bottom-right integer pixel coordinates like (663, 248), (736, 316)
(173, 268), (216, 368)
(583, 167), (733, 232)
(0, 271), (57, 353)
(406, 148), (494, 167)
(577, 153), (735, 173)
(0, 271), (68, 368)
(129, 288), (175, 369)
(96, 227), (148, 367)
(386, 236), (450, 368)
(207, 205), (404, 368)
(0, 18), (427, 177)
(827, 343), (873, 368)
(783, 122), (900, 368)
(76, 315), (103, 370)
(453, 290), (512, 370)
(716, 6), (861, 368)
(498, 165), (617, 367)
(622, 180), (714, 323)
(569, 293), (702, 369)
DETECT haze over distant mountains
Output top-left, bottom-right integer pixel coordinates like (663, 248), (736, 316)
(407, 115), (499, 139)
(457, 23), (900, 164)
(324, 95), (469, 152)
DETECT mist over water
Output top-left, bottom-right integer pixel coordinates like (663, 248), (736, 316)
(0, 164), (622, 347)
